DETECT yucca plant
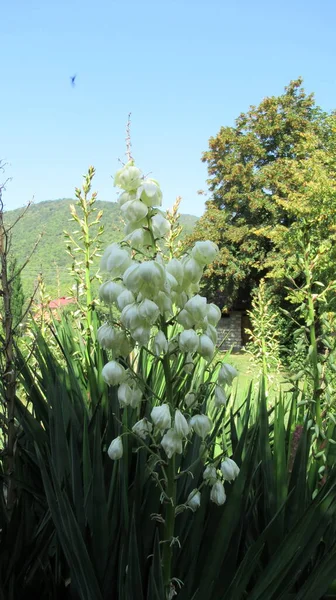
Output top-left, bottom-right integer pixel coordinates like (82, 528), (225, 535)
(2, 160), (336, 600)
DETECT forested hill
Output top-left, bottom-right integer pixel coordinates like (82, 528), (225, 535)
(4, 199), (198, 298)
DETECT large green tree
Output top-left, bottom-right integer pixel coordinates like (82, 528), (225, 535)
(190, 78), (336, 309)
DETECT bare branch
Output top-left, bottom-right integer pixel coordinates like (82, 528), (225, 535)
(5, 198), (35, 234)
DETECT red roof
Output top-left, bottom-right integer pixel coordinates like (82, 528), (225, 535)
(48, 297), (75, 309)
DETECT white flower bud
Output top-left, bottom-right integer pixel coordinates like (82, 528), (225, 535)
(161, 428), (183, 459)
(198, 334), (215, 360)
(118, 382), (135, 407)
(207, 303), (222, 326)
(102, 361), (127, 386)
(121, 199), (148, 223)
(100, 243), (132, 277)
(107, 436), (123, 460)
(189, 414), (212, 439)
(187, 489), (201, 512)
(184, 295), (207, 324)
(152, 331), (168, 356)
(176, 309), (194, 329)
(220, 458), (240, 481)
(218, 363), (238, 386)
(117, 289), (136, 311)
(174, 409), (189, 438)
(99, 281), (125, 304)
(179, 329), (199, 353)
(184, 391), (197, 407)
(214, 385), (227, 407)
(151, 213), (171, 238)
(191, 241), (219, 266)
(114, 162), (143, 191)
(136, 179), (163, 207)
(210, 480), (226, 505)
(132, 418), (153, 440)
(203, 465), (217, 485)
(151, 404), (171, 432)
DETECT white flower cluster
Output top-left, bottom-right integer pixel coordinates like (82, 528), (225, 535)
(185, 457), (240, 511)
(99, 162), (238, 469)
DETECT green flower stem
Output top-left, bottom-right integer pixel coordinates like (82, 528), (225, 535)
(162, 455), (176, 593)
(161, 325), (177, 594)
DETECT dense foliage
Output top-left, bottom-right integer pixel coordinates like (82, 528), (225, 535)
(188, 78), (336, 309)
(4, 198), (198, 299)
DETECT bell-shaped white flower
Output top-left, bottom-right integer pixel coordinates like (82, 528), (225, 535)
(187, 489), (201, 512)
(220, 457), (240, 481)
(203, 465), (217, 485)
(210, 480), (226, 505)
(184, 391), (197, 407)
(198, 334), (215, 361)
(131, 326), (151, 346)
(120, 303), (141, 331)
(214, 385), (227, 407)
(154, 291), (173, 316)
(166, 258), (184, 286)
(117, 289), (136, 311)
(121, 199), (148, 223)
(107, 436), (123, 460)
(100, 243), (133, 277)
(136, 179), (163, 207)
(102, 361), (127, 386)
(132, 418), (153, 440)
(206, 303), (222, 326)
(151, 404), (171, 432)
(179, 329), (199, 353)
(191, 241), (219, 266)
(114, 162), (143, 191)
(99, 281), (125, 304)
(97, 324), (118, 350)
(152, 331), (168, 356)
(184, 295), (207, 324)
(123, 261), (165, 297)
(125, 227), (152, 249)
(161, 428), (183, 459)
(151, 213), (171, 238)
(189, 414), (212, 439)
(218, 363), (238, 386)
(138, 299), (160, 325)
(117, 382), (140, 407)
(183, 258), (203, 284)
(176, 309), (194, 330)
(117, 190), (137, 206)
(174, 409), (189, 438)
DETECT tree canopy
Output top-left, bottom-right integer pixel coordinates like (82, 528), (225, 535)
(189, 78), (336, 309)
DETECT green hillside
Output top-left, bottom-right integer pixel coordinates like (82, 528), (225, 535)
(4, 199), (198, 298)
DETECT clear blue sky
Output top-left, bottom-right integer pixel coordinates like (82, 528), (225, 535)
(2, 0), (336, 217)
